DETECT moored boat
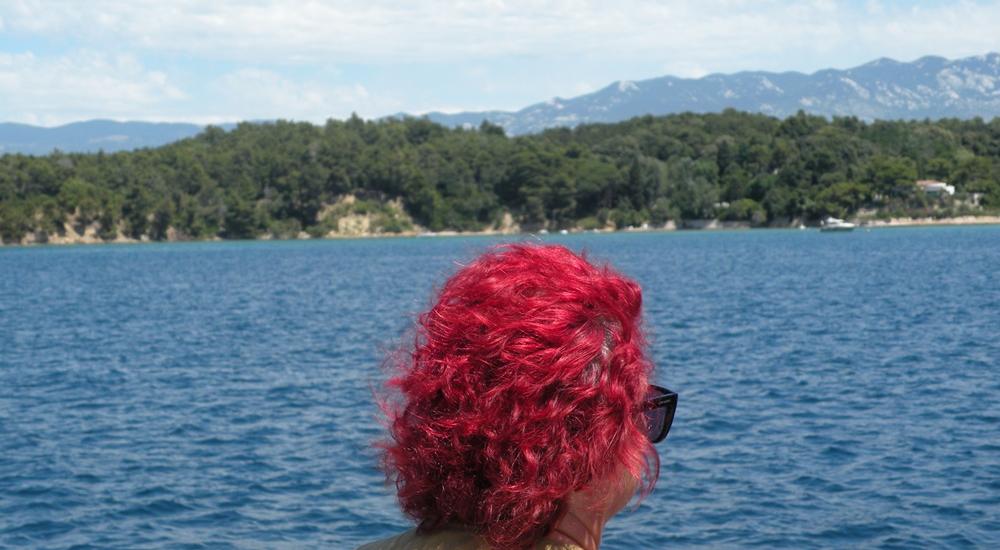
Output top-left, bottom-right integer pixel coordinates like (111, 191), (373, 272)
(819, 217), (856, 232)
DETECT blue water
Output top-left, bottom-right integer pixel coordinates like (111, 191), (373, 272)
(2, 227), (999, 549)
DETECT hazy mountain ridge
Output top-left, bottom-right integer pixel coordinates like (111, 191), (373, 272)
(4, 53), (1000, 154)
(423, 53), (1000, 134)
(0, 120), (238, 156)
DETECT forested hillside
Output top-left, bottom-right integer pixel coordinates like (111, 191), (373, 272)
(2, 110), (999, 244)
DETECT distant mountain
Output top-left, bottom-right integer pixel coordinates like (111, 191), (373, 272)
(0, 120), (237, 155)
(6, 53), (1000, 154)
(421, 53), (1000, 135)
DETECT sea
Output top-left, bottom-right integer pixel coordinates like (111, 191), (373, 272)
(1, 226), (999, 549)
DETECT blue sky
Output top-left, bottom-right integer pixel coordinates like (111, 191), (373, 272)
(2, 0), (999, 126)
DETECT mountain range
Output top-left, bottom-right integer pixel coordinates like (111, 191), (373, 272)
(2, 52), (1000, 154)
(423, 52), (1000, 134)
(0, 120), (237, 156)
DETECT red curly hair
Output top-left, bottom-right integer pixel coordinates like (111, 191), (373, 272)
(379, 243), (657, 549)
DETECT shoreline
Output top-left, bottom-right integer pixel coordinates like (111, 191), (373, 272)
(855, 215), (1000, 228)
(3, 215), (1000, 249)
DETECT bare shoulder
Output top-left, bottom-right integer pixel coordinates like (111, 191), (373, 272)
(356, 527), (581, 550)
(356, 527), (488, 550)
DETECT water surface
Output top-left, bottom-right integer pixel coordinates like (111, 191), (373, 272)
(2, 227), (999, 548)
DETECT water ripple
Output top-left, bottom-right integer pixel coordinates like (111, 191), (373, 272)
(2, 229), (999, 548)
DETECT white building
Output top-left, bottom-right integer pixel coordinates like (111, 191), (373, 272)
(916, 180), (955, 196)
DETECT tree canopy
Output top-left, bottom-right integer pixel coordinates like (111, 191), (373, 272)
(2, 110), (999, 244)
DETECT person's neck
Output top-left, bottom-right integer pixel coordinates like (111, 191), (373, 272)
(548, 507), (605, 550)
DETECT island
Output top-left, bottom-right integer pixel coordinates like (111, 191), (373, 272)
(2, 110), (999, 246)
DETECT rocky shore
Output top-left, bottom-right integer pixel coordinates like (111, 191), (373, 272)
(858, 215), (1000, 228)
(4, 213), (1000, 248)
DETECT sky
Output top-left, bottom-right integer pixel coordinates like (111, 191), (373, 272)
(2, 0), (1000, 127)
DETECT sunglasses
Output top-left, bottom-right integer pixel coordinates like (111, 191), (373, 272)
(643, 384), (678, 443)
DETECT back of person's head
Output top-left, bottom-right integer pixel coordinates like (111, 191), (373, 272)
(379, 243), (657, 549)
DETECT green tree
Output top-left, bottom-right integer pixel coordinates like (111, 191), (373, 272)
(867, 155), (918, 199)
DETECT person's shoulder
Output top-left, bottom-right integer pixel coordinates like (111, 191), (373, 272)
(356, 527), (582, 550)
(356, 527), (487, 550)
(534, 539), (583, 550)
(355, 527), (416, 550)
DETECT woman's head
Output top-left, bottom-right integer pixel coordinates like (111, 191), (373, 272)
(379, 243), (657, 549)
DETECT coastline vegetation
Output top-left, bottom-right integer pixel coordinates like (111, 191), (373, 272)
(1, 109), (999, 244)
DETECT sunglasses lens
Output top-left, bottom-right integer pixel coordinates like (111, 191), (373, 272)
(643, 385), (676, 443)
(644, 385), (667, 442)
(644, 405), (667, 442)
(661, 399), (676, 441)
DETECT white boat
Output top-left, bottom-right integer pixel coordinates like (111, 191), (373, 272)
(819, 217), (856, 232)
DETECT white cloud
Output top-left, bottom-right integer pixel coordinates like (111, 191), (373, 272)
(0, 49), (396, 125)
(663, 62), (710, 80)
(415, 104), (496, 115)
(865, 0), (885, 16)
(570, 81), (598, 96)
(0, 1), (994, 69)
(1, 1), (1000, 123)
(0, 50), (186, 125)
(209, 68), (394, 121)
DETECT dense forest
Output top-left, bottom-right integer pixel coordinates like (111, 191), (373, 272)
(2, 109), (999, 244)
